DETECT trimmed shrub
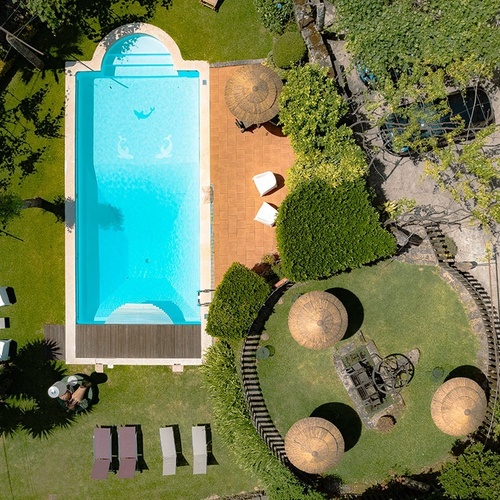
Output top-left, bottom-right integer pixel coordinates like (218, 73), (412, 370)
(272, 32), (306, 69)
(206, 262), (271, 340)
(254, 0), (293, 34)
(276, 179), (396, 281)
(202, 340), (327, 499)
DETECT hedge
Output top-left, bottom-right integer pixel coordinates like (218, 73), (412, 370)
(205, 263), (271, 340)
(276, 179), (396, 280)
(202, 340), (326, 500)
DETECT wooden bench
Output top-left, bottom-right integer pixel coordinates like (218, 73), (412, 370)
(200, 0), (220, 11)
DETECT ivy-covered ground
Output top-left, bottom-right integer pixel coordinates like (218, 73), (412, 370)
(258, 261), (479, 490)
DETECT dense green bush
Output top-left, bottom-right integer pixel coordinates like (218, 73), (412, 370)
(280, 64), (347, 155)
(254, 0), (293, 34)
(438, 443), (500, 500)
(279, 64), (368, 189)
(206, 263), (271, 340)
(202, 340), (326, 500)
(276, 179), (396, 280)
(272, 32), (306, 69)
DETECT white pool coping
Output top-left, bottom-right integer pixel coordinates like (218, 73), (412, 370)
(64, 23), (213, 366)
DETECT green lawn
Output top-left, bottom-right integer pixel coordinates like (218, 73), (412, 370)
(0, 365), (260, 499)
(0, 1), (271, 498)
(152, 0), (273, 62)
(258, 261), (480, 488)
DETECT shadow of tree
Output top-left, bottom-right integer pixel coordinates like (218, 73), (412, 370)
(0, 339), (82, 438)
(19, 398), (76, 438)
(325, 287), (364, 339)
(98, 203), (124, 230)
(310, 402), (362, 452)
(0, 402), (22, 437)
(361, 470), (443, 498)
(0, 86), (51, 188)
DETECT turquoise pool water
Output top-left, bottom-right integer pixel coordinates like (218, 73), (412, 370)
(76, 35), (201, 325)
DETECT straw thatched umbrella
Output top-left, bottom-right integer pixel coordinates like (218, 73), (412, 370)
(288, 291), (348, 349)
(431, 377), (487, 436)
(224, 65), (283, 125)
(285, 417), (344, 474)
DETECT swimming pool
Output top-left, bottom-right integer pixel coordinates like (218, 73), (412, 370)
(75, 34), (201, 325)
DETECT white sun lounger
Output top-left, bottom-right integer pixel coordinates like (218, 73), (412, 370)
(160, 427), (177, 475)
(192, 425), (207, 474)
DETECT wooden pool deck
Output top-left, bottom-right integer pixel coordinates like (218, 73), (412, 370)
(45, 324), (201, 360)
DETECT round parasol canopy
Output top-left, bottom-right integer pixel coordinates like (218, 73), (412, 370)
(224, 64), (283, 124)
(288, 291), (348, 349)
(431, 377), (487, 436)
(285, 417), (344, 474)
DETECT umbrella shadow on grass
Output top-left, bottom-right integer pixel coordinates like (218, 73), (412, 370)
(88, 372), (109, 406)
(310, 402), (362, 452)
(325, 288), (364, 339)
(445, 365), (489, 398)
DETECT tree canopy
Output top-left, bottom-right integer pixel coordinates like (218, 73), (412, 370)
(13, 0), (171, 36)
(279, 64), (367, 190)
(438, 443), (500, 500)
(334, 0), (500, 102)
(276, 179), (396, 281)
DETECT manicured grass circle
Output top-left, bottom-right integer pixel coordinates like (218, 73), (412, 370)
(258, 261), (479, 488)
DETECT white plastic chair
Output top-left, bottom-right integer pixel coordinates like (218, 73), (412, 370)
(254, 202), (278, 226)
(252, 171), (277, 196)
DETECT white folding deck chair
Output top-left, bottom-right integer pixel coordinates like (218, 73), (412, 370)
(160, 427), (177, 475)
(192, 425), (207, 474)
(200, 0), (220, 10)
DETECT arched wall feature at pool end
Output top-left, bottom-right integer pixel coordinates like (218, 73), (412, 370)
(64, 23), (212, 366)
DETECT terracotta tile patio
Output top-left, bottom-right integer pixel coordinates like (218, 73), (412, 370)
(210, 65), (295, 286)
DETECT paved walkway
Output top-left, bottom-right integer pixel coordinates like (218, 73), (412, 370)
(210, 65), (295, 286)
